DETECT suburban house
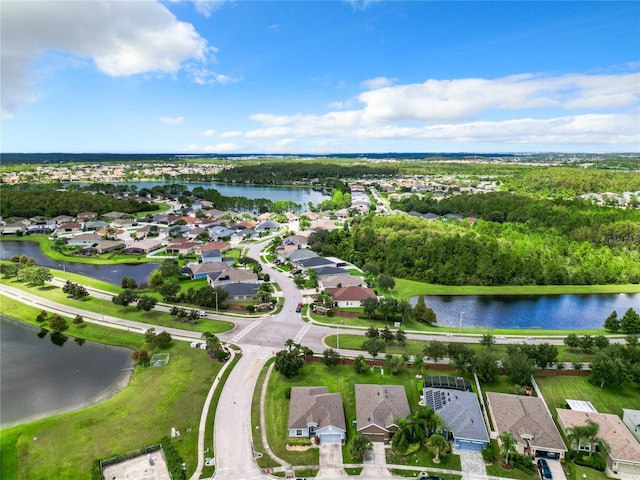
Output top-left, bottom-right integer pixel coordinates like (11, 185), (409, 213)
(56, 222), (82, 234)
(207, 226), (235, 240)
(206, 267), (258, 286)
(320, 274), (367, 290)
(486, 393), (567, 459)
(184, 262), (230, 280)
(76, 211), (98, 222)
(314, 266), (349, 278)
(288, 386), (346, 444)
(218, 282), (260, 300)
(67, 233), (103, 246)
(234, 219), (257, 231)
(256, 220), (281, 232)
(623, 409), (640, 443)
(52, 214), (74, 225)
(1, 223), (27, 235)
(84, 220), (109, 231)
(556, 409), (640, 477)
(166, 240), (200, 255)
(296, 256), (336, 270)
(355, 384), (410, 443)
(121, 238), (163, 255)
(422, 376), (490, 451)
(325, 286), (377, 308)
(196, 241), (231, 254)
(80, 240), (125, 255)
(200, 250), (234, 265)
(102, 211), (126, 220)
(280, 249), (319, 264)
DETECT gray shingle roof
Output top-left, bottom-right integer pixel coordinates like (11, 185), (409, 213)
(288, 386), (346, 431)
(355, 384), (410, 432)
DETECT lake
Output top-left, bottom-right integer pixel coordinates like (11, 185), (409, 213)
(0, 315), (133, 427)
(412, 293), (640, 330)
(108, 181), (330, 210)
(0, 241), (159, 286)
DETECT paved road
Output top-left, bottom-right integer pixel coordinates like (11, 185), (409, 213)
(1, 234), (614, 480)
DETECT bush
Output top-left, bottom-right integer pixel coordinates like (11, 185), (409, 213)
(160, 436), (187, 480)
(246, 304), (255, 312)
(286, 437), (311, 447)
(511, 453), (535, 475)
(482, 443), (499, 463)
(284, 386), (292, 399)
(392, 442), (420, 456)
(570, 451), (606, 471)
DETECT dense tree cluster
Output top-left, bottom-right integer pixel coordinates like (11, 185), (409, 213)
(603, 308), (640, 333)
(0, 187), (157, 218)
(312, 210), (640, 286)
(214, 162), (397, 186)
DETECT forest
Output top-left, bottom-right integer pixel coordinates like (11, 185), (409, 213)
(0, 188), (158, 218)
(311, 193), (640, 286)
(214, 161), (398, 185)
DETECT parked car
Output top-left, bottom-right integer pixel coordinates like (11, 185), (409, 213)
(199, 311), (208, 317)
(296, 302), (303, 313)
(537, 458), (552, 480)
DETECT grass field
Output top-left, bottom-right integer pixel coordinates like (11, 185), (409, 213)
(324, 333), (601, 363)
(536, 375), (640, 418)
(0, 325), (223, 480)
(0, 277), (234, 335)
(393, 277), (640, 298)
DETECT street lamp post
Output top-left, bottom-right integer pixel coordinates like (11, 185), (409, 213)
(214, 290), (218, 313)
(458, 311), (464, 335)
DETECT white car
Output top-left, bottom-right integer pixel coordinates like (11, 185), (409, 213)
(199, 311), (208, 317)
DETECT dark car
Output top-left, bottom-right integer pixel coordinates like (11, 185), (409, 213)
(537, 458), (552, 480)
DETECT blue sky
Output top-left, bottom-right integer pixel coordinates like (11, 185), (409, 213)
(2, 0), (639, 154)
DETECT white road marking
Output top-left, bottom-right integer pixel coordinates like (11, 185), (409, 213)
(229, 320), (263, 343)
(293, 323), (311, 344)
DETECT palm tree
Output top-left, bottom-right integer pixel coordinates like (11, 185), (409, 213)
(415, 406), (444, 439)
(348, 433), (373, 460)
(583, 419), (601, 457)
(426, 434), (450, 463)
(284, 338), (296, 352)
(391, 417), (411, 453)
(498, 431), (516, 465)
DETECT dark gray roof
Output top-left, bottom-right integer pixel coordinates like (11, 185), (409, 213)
(314, 266), (349, 277)
(201, 250), (222, 259)
(219, 282), (260, 297)
(297, 257), (335, 268)
(288, 386), (346, 431)
(423, 388), (489, 444)
(355, 384), (410, 432)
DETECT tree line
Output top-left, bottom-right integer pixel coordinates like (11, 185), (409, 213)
(0, 187), (158, 219)
(310, 212), (640, 286)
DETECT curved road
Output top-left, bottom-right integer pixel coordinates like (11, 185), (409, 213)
(0, 235), (614, 480)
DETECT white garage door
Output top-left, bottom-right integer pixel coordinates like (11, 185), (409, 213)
(319, 433), (342, 444)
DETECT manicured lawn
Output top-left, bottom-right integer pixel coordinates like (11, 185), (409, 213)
(324, 334), (599, 363)
(393, 277), (640, 299)
(313, 311), (608, 337)
(536, 376), (640, 418)
(251, 359), (281, 470)
(485, 463), (536, 479)
(264, 361), (457, 468)
(0, 277), (234, 334)
(386, 444), (461, 471)
(0, 327), (222, 480)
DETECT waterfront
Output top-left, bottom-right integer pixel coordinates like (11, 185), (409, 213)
(0, 241), (159, 285)
(413, 293), (640, 330)
(0, 315), (133, 427)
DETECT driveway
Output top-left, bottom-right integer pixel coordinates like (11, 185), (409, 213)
(457, 448), (487, 480)
(360, 442), (392, 478)
(317, 443), (347, 478)
(546, 458), (567, 480)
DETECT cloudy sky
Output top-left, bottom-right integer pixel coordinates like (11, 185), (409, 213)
(1, 0), (639, 153)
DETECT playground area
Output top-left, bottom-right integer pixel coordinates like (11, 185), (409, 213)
(102, 450), (171, 480)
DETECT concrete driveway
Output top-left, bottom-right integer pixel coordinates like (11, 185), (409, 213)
(317, 443), (347, 478)
(360, 442), (392, 478)
(546, 458), (567, 480)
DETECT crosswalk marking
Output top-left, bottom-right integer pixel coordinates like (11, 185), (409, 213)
(229, 320), (262, 343)
(293, 323), (311, 344)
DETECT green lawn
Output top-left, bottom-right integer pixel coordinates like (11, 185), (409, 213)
(536, 376), (640, 418)
(313, 311), (608, 337)
(263, 362), (458, 469)
(0, 326), (223, 480)
(325, 334), (600, 363)
(0, 277), (234, 335)
(393, 277), (640, 299)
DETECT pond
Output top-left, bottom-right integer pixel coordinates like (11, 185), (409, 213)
(0, 315), (134, 427)
(0, 241), (159, 286)
(411, 293), (640, 330)
(100, 181), (330, 210)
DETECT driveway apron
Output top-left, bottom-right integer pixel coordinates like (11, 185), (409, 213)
(360, 442), (392, 478)
(317, 443), (347, 478)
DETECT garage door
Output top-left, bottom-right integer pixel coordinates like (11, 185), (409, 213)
(319, 433), (343, 444)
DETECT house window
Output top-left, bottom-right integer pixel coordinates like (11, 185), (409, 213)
(296, 429), (303, 436)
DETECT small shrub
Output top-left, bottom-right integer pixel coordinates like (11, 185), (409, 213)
(284, 386), (292, 399)
(286, 437), (311, 447)
(482, 443), (498, 463)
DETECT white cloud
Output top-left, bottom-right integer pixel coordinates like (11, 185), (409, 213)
(239, 72), (639, 149)
(187, 66), (242, 86)
(194, 0), (227, 18)
(221, 131), (242, 137)
(1, 0), (211, 119)
(361, 76), (395, 90)
(184, 142), (239, 153)
(160, 116), (185, 125)
(197, 129), (217, 137)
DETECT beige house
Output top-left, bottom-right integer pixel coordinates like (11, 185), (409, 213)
(557, 409), (640, 477)
(486, 393), (566, 459)
(355, 384), (410, 443)
(287, 386), (346, 444)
